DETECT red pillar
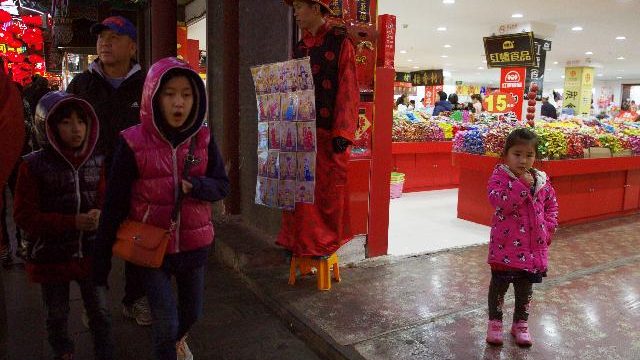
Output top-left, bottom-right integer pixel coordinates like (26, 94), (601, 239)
(222, 0), (241, 214)
(367, 67), (394, 257)
(151, 0), (177, 62)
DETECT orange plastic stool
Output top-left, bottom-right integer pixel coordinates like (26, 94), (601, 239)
(288, 253), (341, 291)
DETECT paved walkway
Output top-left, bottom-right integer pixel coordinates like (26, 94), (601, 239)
(241, 214), (640, 360)
(1, 259), (320, 359)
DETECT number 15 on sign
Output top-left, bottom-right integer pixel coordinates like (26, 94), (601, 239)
(483, 92), (515, 113)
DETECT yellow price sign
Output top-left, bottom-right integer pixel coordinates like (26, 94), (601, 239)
(483, 92), (515, 113)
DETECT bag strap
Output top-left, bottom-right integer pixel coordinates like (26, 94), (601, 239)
(169, 138), (200, 229)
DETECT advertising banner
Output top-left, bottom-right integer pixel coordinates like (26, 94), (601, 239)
(499, 67), (527, 119)
(251, 57), (317, 210)
(563, 67), (593, 115)
(484, 32), (536, 68)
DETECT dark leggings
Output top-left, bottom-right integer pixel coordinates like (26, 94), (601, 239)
(488, 273), (533, 322)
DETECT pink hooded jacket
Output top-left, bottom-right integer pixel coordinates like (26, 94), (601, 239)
(487, 164), (559, 273)
(122, 58), (212, 254)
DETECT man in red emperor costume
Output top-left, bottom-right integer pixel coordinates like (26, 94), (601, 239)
(278, 0), (359, 257)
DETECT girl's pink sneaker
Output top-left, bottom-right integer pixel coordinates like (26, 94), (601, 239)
(511, 320), (533, 347)
(486, 320), (503, 345)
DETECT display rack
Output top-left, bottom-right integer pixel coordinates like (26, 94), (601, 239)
(392, 141), (460, 192)
(455, 153), (640, 226)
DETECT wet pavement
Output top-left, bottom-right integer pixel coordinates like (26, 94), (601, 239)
(1, 259), (320, 359)
(2, 212), (639, 359)
(242, 214), (640, 359)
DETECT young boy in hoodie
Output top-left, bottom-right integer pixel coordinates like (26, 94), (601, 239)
(13, 92), (113, 360)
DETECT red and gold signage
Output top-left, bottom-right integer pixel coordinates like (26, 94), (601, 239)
(483, 92), (516, 113)
(377, 14), (395, 69)
(499, 67), (526, 119)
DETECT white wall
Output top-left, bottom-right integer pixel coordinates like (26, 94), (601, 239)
(187, 18), (207, 51)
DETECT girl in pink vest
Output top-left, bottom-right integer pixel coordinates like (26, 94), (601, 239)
(485, 128), (559, 347)
(93, 57), (229, 360)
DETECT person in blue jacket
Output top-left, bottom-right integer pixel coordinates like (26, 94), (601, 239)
(433, 91), (453, 116)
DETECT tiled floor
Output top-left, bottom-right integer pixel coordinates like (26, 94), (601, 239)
(250, 214), (640, 359)
(388, 189), (490, 256)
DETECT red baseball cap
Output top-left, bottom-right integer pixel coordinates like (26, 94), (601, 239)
(283, 0), (335, 15)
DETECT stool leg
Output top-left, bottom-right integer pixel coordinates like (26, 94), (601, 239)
(332, 262), (341, 282)
(288, 257), (297, 285)
(317, 260), (331, 291)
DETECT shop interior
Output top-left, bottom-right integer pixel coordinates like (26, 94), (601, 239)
(380, 0), (640, 256)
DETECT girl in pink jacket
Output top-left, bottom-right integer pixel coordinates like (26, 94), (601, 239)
(485, 128), (559, 347)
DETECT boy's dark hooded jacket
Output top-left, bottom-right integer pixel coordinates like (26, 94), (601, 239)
(14, 91), (104, 283)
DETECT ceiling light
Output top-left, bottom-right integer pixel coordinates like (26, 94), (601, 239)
(561, 75), (565, 79)
(437, 27), (447, 31)
(441, 55), (448, 58)
(400, 50), (407, 54)
(408, 59), (413, 62)
(444, 44), (452, 48)
(616, 36), (626, 40)
(571, 26), (583, 31)
(412, 66), (419, 69)
(442, 0), (455, 4)
(553, 61), (558, 65)
(585, 51), (593, 55)
(617, 56), (625, 60)
(617, 76), (623, 79)
(512, 13), (523, 18)
(597, 74), (603, 77)
(477, 66), (484, 70)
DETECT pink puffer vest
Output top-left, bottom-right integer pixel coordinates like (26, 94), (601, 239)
(122, 57), (213, 254)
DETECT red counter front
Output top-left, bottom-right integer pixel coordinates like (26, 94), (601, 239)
(455, 153), (640, 226)
(392, 142), (460, 192)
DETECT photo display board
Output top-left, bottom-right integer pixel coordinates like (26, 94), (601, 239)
(251, 57), (317, 210)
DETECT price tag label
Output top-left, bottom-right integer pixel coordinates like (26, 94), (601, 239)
(483, 92), (516, 113)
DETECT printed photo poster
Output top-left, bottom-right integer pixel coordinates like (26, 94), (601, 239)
(281, 92), (299, 121)
(279, 180), (296, 210)
(297, 122), (317, 152)
(255, 177), (268, 205)
(280, 152), (297, 180)
(297, 90), (316, 121)
(297, 152), (316, 182)
(257, 123), (269, 151)
(251, 57), (317, 210)
(280, 122), (297, 152)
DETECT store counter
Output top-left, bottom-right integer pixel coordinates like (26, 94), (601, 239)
(454, 153), (640, 226)
(392, 142), (460, 192)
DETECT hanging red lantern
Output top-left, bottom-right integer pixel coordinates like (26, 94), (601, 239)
(528, 99), (536, 106)
(28, 54), (44, 64)
(7, 23), (22, 35)
(21, 15), (43, 27)
(0, 9), (12, 24)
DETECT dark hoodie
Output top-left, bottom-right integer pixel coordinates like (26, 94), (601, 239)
(13, 91), (105, 283)
(433, 100), (453, 116)
(93, 58), (229, 286)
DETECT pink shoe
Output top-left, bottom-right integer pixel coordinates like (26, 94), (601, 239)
(511, 320), (533, 347)
(486, 320), (503, 345)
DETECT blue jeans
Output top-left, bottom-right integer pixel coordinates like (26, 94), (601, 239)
(41, 280), (113, 359)
(141, 252), (206, 360)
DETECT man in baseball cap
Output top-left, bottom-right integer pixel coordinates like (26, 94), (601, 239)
(67, 15), (152, 328)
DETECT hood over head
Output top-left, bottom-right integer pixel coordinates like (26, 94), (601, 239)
(139, 57), (207, 146)
(34, 91), (100, 164)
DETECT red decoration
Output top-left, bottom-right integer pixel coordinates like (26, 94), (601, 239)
(527, 91), (537, 99)
(0, 9), (11, 24)
(526, 113), (535, 121)
(527, 106), (536, 113)
(21, 15), (43, 27)
(528, 99), (536, 106)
